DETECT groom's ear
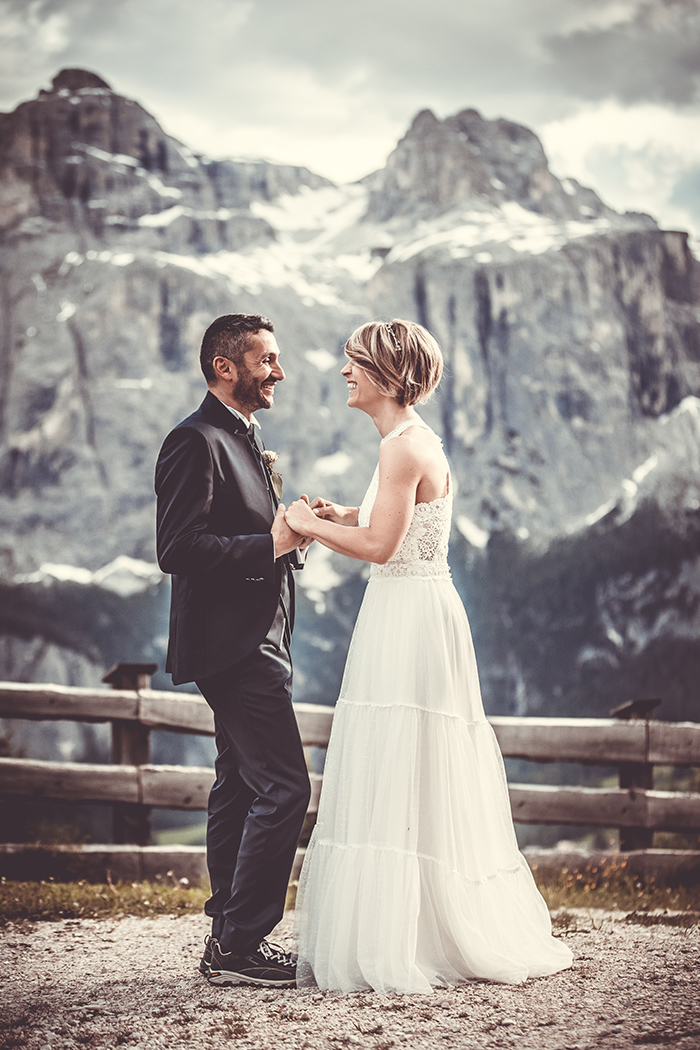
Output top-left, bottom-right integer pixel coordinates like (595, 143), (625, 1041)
(211, 355), (238, 384)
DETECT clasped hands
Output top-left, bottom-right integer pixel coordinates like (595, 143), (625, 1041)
(270, 495), (348, 559)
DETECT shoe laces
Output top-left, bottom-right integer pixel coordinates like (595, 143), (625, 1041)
(258, 939), (294, 967)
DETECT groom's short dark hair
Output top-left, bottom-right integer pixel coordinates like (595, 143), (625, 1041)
(200, 314), (274, 382)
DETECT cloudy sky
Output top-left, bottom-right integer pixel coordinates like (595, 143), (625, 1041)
(1, 0), (699, 237)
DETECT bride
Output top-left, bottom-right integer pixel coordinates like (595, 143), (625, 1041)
(284, 319), (573, 993)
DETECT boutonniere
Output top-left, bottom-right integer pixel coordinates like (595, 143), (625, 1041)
(261, 450), (283, 500)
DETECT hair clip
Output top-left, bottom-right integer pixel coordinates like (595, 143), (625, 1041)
(385, 322), (402, 353)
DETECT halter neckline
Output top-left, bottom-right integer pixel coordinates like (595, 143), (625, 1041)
(380, 417), (431, 443)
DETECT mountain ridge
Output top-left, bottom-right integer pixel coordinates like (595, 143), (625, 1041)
(0, 69), (698, 728)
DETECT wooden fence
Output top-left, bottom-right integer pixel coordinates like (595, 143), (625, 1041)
(1, 665), (699, 879)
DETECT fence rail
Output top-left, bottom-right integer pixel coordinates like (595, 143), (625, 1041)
(1, 756), (698, 831)
(3, 682), (699, 765)
(0, 681), (333, 745)
(0, 756), (323, 814)
(1, 668), (699, 870)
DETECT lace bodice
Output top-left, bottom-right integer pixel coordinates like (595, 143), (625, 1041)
(358, 418), (452, 580)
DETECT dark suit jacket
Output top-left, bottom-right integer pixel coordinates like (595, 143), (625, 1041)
(155, 391), (295, 685)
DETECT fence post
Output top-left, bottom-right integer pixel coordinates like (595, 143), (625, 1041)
(610, 697), (661, 851)
(102, 663), (157, 847)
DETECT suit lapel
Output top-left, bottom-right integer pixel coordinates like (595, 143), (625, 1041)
(197, 394), (295, 580)
(200, 390), (248, 436)
(200, 391), (278, 515)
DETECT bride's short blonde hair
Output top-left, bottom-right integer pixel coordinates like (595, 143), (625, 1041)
(344, 319), (443, 406)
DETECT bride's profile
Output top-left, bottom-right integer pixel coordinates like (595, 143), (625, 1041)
(284, 319), (573, 993)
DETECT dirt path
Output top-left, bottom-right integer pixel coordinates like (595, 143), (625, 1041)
(1, 910), (698, 1049)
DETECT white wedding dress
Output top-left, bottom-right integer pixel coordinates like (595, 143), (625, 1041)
(295, 419), (573, 992)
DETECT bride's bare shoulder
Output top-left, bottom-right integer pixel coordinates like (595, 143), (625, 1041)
(379, 424), (445, 475)
(396, 424), (444, 462)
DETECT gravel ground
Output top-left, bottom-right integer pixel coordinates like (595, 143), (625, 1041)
(1, 910), (698, 1049)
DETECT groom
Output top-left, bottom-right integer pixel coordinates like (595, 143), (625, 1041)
(155, 313), (311, 987)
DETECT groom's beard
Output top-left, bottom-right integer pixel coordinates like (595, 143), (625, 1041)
(232, 364), (275, 414)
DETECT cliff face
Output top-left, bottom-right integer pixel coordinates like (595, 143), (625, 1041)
(0, 68), (328, 242)
(366, 108), (611, 223)
(371, 226), (700, 536)
(0, 72), (699, 724)
(0, 69), (346, 577)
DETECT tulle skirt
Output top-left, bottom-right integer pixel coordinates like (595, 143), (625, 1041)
(295, 576), (573, 992)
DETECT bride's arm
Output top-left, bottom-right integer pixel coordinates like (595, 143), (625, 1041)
(285, 441), (420, 564)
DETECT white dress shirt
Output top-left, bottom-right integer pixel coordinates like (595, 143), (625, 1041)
(216, 398), (260, 432)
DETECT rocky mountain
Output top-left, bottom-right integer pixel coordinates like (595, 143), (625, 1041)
(1, 69), (699, 737)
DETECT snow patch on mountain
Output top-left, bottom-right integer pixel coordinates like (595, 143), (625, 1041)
(305, 349), (339, 372)
(456, 516), (490, 549)
(18, 557), (163, 598)
(660, 395), (700, 424)
(153, 246), (348, 306)
(251, 184), (368, 240)
(387, 202), (613, 264)
(297, 546), (344, 614)
(314, 452), (353, 477)
(76, 144), (183, 199)
(61, 250), (135, 268)
(577, 453), (662, 531)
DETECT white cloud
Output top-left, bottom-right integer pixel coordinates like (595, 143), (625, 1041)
(557, 1), (646, 34)
(0, 1), (68, 52)
(541, 101), (700, 175)
(541, 101), (700, 235)
(35, 10), (69, 52)
(0, 0), (69, 91)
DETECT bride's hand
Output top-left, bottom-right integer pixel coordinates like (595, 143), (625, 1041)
(310, 497), (358, 526)
(285, 497), (320, 535)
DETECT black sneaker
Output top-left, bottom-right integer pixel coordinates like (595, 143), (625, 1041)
(199, 934), (215, 976)
(208, 938), (296, 987)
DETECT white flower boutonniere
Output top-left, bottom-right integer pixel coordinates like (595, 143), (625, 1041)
(261, 450), (283, 500)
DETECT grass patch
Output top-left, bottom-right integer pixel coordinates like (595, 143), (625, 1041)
(535, 863), (700, 913)
(623, 911), (700, 927)
(0, 877), (208, 924)
(2, 865), (700, 925)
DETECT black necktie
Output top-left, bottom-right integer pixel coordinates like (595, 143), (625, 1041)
(246, 426), (278, 508)
(247, 424), (263, 454)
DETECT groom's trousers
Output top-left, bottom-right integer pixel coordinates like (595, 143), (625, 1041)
(195, 599), (310, 955)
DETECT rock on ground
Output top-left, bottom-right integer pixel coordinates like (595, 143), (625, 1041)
(0, 910), (698, 1049)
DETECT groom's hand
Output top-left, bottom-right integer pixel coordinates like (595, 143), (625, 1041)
(271, 503), (305, 558)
